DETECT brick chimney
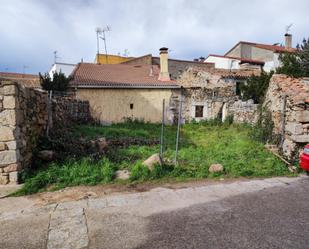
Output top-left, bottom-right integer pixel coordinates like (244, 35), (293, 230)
(158, 47), (170, 81)
(285, 33), (292, 49)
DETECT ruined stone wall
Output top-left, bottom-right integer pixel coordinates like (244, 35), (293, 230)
(0, 81), (93, 184)
(264, 75), (309, 160)
(228, 100), (258, 124)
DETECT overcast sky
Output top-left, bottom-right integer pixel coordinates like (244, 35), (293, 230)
(0, 0), (308, 74)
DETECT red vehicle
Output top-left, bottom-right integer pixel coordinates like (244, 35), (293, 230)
(300, 144), (309, 174)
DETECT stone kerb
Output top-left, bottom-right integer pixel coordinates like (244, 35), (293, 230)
(0, 81), (20, 184)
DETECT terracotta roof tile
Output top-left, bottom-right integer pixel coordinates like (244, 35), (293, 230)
(190, 66), (261, 78)
(0, 72), (40, 88)
(271, 74), (309, 104)
(70, 63), (179, 88)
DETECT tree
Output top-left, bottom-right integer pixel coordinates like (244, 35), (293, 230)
(298, 38), (309, 77)
(276, 37), (309, 77)
(276, 52), (303, 78)
(39, 71), (71, 92)
(240, 71), (273, 104)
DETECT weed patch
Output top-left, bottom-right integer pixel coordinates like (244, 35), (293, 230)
(18, 121), (295, 195)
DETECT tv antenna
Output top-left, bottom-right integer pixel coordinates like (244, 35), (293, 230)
(53, 51), (60, 64)
(22, 65), (29, 76)
(96, 26), (111, 64)
(285, 23), (293, 34)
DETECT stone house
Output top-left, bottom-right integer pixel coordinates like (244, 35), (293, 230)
(175, 66), (260, 123)
(264, 74), (309, 160)
(70, 48), (180, 124)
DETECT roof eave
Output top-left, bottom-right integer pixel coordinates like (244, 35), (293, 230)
(71, 83), (180, 89)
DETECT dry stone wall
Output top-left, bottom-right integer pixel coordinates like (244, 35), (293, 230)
(52, 96), (93, 127)
(0, 81), (93, 184)
(0, 81), (48, 184)
(228, 100), (258, 124)
(264, 75), (309, 160)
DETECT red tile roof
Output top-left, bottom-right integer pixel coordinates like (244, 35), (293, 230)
(271, 74), (309, 105)
(225, 41), (297, 56)
(190, 66), (261, 78)
(0, 72), (39, 79)
(70, 63), (179, 88)
(0, 72), (40, 88)
(207, 54), (265, 65)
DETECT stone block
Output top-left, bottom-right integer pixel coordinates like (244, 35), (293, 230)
(0, 110), (17, 125)
(0, 142), (7, 151)
(282, 139), (296, 158)
(3, 96), (17, 109)
(6, 141), (17, 150)
(0, 84), (17, 96)
(0, 173), (9, 184)
(9, 171), (18, 184)
(0, 150), (18, 166)
(285, 122), (303, 135)
(294, 111), (309, 123)
(3, 163), (21, 173)
(0, 126), (15, 141)
(291, 135), (309, 143)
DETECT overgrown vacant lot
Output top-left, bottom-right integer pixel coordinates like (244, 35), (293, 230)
(17, 121), (293, 195)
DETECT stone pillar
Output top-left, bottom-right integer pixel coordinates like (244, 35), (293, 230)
(0, 82), (21, 184)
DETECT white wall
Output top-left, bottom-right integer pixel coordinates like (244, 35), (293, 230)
(204, 56), (240, 70)
(49, 63), (76, 79)
(263, 53), (280, 72)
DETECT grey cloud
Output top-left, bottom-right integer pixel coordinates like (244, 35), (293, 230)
(0, 0), (308, 74)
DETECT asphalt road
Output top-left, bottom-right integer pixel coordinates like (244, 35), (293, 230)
(1, 176), (309, 249)
(135, 179), (309, 249)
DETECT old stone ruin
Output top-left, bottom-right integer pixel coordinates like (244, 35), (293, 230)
(173, 67), (260, 124)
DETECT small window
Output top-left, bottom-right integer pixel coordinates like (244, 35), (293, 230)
(195, 105), (204, 118)
(130, 103), (134, 110)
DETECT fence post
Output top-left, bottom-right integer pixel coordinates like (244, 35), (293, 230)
(280, 94), (287, 148)
(160, 99), (165, 161)
(174, 90), (183, 165)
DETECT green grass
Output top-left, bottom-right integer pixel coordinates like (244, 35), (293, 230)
(16, 120), (295, 195)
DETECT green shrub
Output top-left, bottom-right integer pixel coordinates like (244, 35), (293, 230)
(130, 163), (150, 181)
(249, 106), (275, 144)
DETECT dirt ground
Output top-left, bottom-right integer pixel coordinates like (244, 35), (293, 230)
(26, 176), (268, 205)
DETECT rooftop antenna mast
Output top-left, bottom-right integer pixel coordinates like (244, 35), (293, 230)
(96, 26), (111, 64)
(53, 51), (60, 64)
(22, 65), (29, 77)
(285, 23), (293, 34)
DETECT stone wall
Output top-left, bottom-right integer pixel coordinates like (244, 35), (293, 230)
(0, 81), (93, 184)
(264, 75), (309, 160)
(228, 100), (258, 124)
(0, 81), (48, 184)
(52, 96), (93, 127)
